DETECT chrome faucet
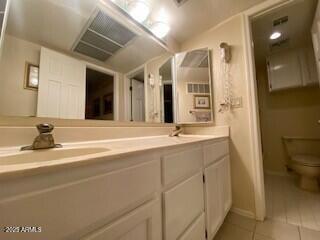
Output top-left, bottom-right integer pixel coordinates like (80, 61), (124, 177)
(21, 124), (62, 151)
(169, 126), (183, 137)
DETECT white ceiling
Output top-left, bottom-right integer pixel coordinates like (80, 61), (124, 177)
(252, 0), (317, 64)
(5, 0), (269, 73)
(149, 0), (267, 43)
(6, 0), (168, 73)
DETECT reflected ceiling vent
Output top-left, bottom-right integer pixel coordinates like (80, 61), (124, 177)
(180, 49), (208, 68)
(173, 0), (190, 7)
(73, 10), (137, 62)
(273, 16), (288, 27)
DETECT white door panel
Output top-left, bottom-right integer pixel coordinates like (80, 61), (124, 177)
(131, 79), (145, 121)
(37, 47), (85, 119)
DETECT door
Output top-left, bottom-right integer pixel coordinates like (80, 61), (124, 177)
(37, 47), (86, 119)
(131, 79), (145, 121)
(204, 159), (225, 240)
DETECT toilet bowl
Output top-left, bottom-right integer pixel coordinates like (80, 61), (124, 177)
(290, 154), (320, 192)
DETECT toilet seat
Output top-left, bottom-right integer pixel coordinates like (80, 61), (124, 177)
(292, 155), (320, 167)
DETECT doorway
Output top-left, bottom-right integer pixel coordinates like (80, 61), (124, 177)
(250, 0), (320, 228)
(85, 68), (114, 120)
(159, 58), (174, 123)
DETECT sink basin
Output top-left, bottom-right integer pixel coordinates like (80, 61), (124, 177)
(0, 147), (110, 165)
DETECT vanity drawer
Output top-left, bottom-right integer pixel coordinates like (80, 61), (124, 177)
(163, 173), (204, 240)
(0, 159), (161, 240)
(81, 199), (162, 240)
(162, 146), (202, 186)
(203, 140), (229, 166)
(179, 213), (206, 240)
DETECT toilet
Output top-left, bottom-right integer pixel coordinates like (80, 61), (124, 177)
(290, 154), (320, 192)
(282, 136), (320, 192)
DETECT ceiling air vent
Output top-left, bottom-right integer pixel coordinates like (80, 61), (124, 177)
(73, 9), (137, 62)
(173, 0), (190, 7)
(273, 16), (288, 27)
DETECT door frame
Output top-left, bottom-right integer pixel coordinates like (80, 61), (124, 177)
(242, 0), (300, 220)
(124, 65), (146, 121)
(85, 63), (120, 121)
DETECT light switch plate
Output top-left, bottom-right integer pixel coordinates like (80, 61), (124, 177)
(231, 97), (243, 108)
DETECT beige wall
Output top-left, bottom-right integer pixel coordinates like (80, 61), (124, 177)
(256, 63), (320, 174)
(181, 15), (256, 216)
(0, 35), (41, 117)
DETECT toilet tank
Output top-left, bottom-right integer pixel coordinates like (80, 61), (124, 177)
(282, 136), (320, 158)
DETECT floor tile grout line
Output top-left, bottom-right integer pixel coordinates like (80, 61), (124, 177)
(298, 226), (302, 240)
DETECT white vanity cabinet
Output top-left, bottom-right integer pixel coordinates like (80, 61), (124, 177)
(0, 137), (231, 240)
(161, 140), (231, 240)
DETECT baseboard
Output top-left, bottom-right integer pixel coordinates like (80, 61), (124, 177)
(230, 207), (255, 219)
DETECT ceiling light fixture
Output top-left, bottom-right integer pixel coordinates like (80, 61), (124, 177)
(270, 32), (281, 40)
(127, 0), (150, 23)
(151, 22), (170, 38)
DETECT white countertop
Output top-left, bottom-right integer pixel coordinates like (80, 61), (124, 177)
(0, 134), (228, 179)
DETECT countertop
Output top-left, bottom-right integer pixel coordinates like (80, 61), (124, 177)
(0, 134), (228, 179)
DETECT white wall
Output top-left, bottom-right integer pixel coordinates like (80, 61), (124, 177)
(0, 34), (40, 117)
(181, 15), (257, 216)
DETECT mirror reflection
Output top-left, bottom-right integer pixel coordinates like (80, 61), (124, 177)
(175, 48), (213, 123)
(0, 0), (214, 124)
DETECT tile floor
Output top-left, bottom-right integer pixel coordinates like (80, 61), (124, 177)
(214, 212), (320, 240)
(264, 173), (320, 231)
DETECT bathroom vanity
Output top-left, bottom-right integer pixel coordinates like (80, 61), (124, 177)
(0, 135), (231, 240)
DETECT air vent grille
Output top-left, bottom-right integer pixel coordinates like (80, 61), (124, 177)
(73, 10), (137, 62)
(75, 42), (112, 61)
(273, 16), (288, 27)
(187, 83), (210, 94)
(81, 30), (121, 54)
(90, 11), (136, 46)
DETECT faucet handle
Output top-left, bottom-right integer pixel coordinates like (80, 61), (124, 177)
(37, 123), (54, 134)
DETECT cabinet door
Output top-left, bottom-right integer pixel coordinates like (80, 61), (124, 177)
(204, 157), (232, 239)
(179, 213), (206, 240)
(267, 50), (302, 91)
(163, 173), (204, 240)
(204, 160), (224, 240)
(81, 200), (161, 240)
(222, 156), (232, 215)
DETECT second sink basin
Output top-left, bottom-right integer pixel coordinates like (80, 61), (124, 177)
(0, 147), (110, 165)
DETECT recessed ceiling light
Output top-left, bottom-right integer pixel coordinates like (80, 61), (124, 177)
(151, 22), (170, 38)
(270, 32), (281, 40)
(127, 0), (150, 23)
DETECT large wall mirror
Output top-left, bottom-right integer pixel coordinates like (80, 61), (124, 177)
(0, 0), (213, 124)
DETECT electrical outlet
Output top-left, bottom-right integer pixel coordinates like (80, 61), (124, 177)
(231, 97), (243, 108)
